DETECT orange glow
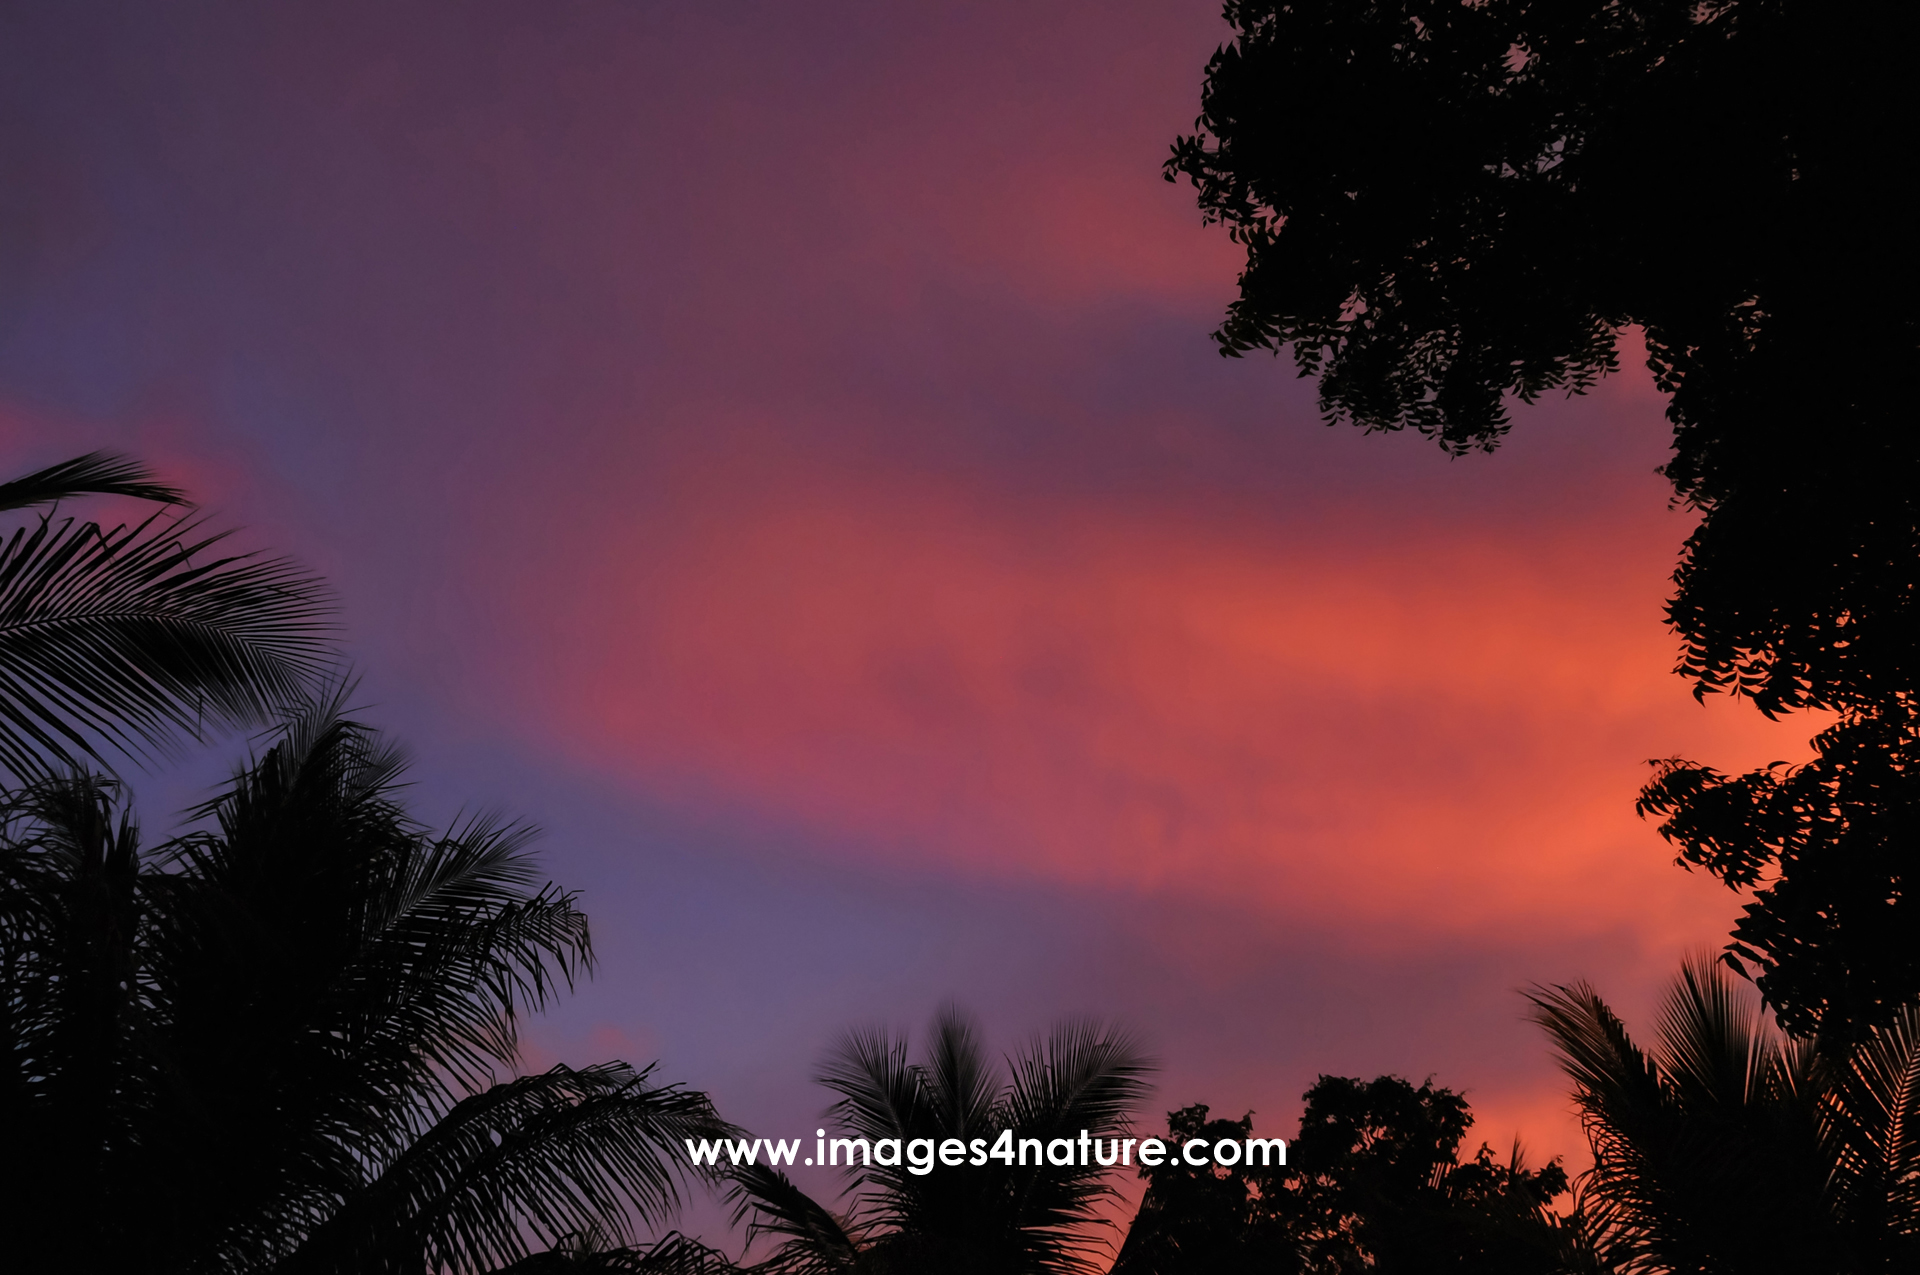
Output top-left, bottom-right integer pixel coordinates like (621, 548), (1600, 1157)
(495, 443), (1809, 959)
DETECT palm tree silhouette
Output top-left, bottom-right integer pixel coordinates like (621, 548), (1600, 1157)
(0, 700), (733, 1274)
(1529, 954), (1920, 1272)
(727, 1006), (1153, 1275)
(0, 451), (334, 781)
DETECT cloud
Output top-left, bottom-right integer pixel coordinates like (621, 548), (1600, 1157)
(491, 437), (1804, 957)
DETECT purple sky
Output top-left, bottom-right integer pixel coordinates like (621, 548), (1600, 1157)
(0, 0), (1814, 1250)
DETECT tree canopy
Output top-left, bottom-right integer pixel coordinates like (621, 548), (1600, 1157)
(1167, 0), (1920, 1038)
(0, 703), (729, 1274)
(1639, 711), (1920, 1040)
(1166, 0), (1917, 714)
(1113, 1077), (1579, 1274)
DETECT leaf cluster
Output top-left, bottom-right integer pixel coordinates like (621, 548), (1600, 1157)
(1529, 954), (1920, 1272)
(0, 451), (336, 781)
(727, 1007), (1154, 1275)
(1113, 1077), (1578, 1275)
(1167, 0), (1920, 713)
(0, 703), (731, 1275)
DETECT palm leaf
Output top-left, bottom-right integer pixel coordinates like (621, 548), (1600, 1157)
(498, 1229), (744, 1274)
(1004, 1018), (1154, 1144)
(726, 1165), (865, 1275)
(2, 703), (726, 1275)
(916, 1004), (1000, 1141)
(818, 1025), (922, 1149)
(1652, 956), (1772, 1108)
(0, 772), (151, 1242)
(0, 489), (335, 779)
(1000, 1019), (1154, 1275)
(0, 451), (186, 513)
(281, 1063), (734, 1275)
(135, 709), (610, 1269)
(1819, 1003), (1920, 1254)
(1529, 955), (1840, 1271)
(796, 1009), (1150, 1275)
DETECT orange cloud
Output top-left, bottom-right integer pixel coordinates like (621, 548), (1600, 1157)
(495, 444), (1807, 959)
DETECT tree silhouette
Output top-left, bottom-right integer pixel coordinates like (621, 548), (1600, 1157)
(0, 451), (335, 780)
(0, 701), (731, 1274)
(1112, 1106), (1279, 1275)
(1529, 953), (1920, 1271)
(1167, 0), (1916, 711)
(1167, 0), (1920, 1036)
(725, 1006), (1152, 1275)
(1639, 714), (1920, 1041)
(1113, 1080), (1580, 1274)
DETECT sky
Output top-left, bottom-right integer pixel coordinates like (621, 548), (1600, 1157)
(0, 0), (1815, 1250)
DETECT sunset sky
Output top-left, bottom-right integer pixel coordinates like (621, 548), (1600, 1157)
(0, 0), (1815, 1242)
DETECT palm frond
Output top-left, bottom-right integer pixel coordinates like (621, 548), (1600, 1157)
(762, 1011), (1153, 1275)
(2, 704), (723, 1275)
(331, 814), (591, 1096)
(726, 1165), (864, 1275)
(281, 1063), (732, 1275)
(1529, 957), (1839, 1271)
(131, 709), (606, 1267)
(812, 1017), (961, 1249)
(817, 1025), (924, 1149)
(0, 451), (186, 513)
(0, 772), (154, 1268)
(1001, 1019), (1155, 1275)
(1004, 1018), (1154, 1145)
(498, 1230), (744, 1274)
(0, 502), (335, 779)
(1652, 954), (1772, 1108)
(619, 1232), (746, 1275)
(1819, 1002), (1920, 1252)
(917, 1003), (1000, 1140)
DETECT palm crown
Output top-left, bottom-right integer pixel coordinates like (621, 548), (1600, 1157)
(731, 1007), (1153, 1275)
(1530, 954), (1920, 1272)
(1, 701), (733, 1275)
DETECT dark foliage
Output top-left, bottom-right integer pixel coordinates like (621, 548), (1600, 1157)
(726, 1006), (1153, 1275)
(1113, 1077), (1578, 1275)
(1167, 0), (1920, 1039)
(0, 703), (730, 1275)
(0, 451), (188, 510)
(1530, 954), (1920, 1272)
(0, 451), (335, 780)
(1640, 704), (1920, 1040)
(496, 1231), (740, 1275)
(1112, 1107), (1280, 1275)
(1166, 0), (1919, 715)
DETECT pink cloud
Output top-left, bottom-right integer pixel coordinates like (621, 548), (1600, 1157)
(477, 429), (1806, 962)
